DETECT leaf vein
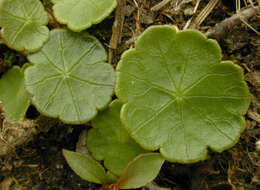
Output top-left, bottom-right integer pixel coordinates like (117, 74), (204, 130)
(157, 46), (178, 91)
(43, 79), (63, 111)
(183, 72), (237, 94)
(10, 22), (27, 45)
(40, 51), (64, 72)
(26, 74), (62, 86)
(178, 102), (189, 160)
(188, 102), (234, 142)
(132, 99), (176, 135)
(68, 42), (98, 72)
(65, 79), (81, 121)
(185, 95), (248, 99)
(69, 75), (114, 87)
(117, 71), (176, 97)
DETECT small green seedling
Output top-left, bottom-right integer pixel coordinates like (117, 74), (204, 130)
(52, 0), (117, 32)
(0, 0), (49, 52)
(63, 150), (164, 190)
(24, 29), (115, 124)
(115, 25), (250, 163)
(0, 66), (30, 121)
(87, 100), (147, 176)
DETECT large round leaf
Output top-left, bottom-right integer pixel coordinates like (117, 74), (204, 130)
(25, 29), (115, 124)
(115, 25), (250, 163)
(87, 100), (147, 176)
(0, 0), (49, 52)
(52, 0), (117, 32)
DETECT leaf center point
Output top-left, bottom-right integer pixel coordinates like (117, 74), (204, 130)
(175, 90), (185, 101)
(62, 72), (70, 79)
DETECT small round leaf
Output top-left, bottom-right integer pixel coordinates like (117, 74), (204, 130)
(52, 0), (117, 32)
(25, 29), (115, 124)
(87, 100), (147, 176)
(116, 25), (250, 163)
(0, 0), (49, 52)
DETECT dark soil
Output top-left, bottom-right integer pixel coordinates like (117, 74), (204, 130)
(0, 0), (260, 190)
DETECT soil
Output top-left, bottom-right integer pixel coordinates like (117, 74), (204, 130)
(0, 0), (260, 190)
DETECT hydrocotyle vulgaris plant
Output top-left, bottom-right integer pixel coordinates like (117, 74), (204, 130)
(115, 25), (250, 163)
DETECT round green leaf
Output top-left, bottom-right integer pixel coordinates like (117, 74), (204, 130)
(115, 25), (250, 163)
(52, 0), (117, 32)
(87, 100), (147, 176)
(0, 0), (49, 52)
(25, 29), (115, 124)
(117, 153), (164, 189)
(63, 149), (109, 184)
(0, 66), (30, 121)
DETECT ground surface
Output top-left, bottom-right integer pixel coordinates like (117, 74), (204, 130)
(0, 0), (260, 190)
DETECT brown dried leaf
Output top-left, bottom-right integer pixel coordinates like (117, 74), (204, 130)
(0, 177), (21, 190)
(0, 119), (37, 156)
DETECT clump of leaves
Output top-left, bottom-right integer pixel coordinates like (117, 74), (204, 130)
(52, 0), (117, 32)
(63, 150), (164, 190)
(0, 0), (49, 52)
(0, 66), (30, 121)
(87, 100), (147, 176)
(115, 25), (250, 163)
(24, 29), (115, 124)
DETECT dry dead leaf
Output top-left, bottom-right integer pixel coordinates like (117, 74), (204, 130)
(0, 177), (21, 190)
(0, 119), (37, 156)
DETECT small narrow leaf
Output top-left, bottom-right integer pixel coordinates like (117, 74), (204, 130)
(0, 66), (30, 121)
(52, 0), (117, 32)
(117, 153), (164, 189)
(87, 100), (147, 176)
(0, 0), (49, 52)
(63, 149), (109, 184)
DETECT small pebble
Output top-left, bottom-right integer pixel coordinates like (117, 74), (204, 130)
(184, 7), (194, 16)
(256, 140), (260, 151)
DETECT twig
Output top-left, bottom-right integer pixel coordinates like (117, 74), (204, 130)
(108, 0), (126, 64)
(206, 6), (260, 40)
(193, 0), (201, 14)
(151, 0), (171, 11)
(133, 0), (142, 33)
(184, 0), (201, 30)
(186, 0), (220, 29)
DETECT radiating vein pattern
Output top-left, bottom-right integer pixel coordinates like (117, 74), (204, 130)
(116, 25), (250, 163)
(25, 29), (115, 124)
(0, 0), (49, 52)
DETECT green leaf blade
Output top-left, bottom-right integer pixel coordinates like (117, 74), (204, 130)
(52, 0), (117, 32)
(117, 153), (164, 189)
(0, 0), (49, 52)
(87, 100), (147, 176)
(25, 29), (115, 124)
(63, 149), (108, 184)
(0, 66), (31, 121)
(116, 25), (250, 163)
